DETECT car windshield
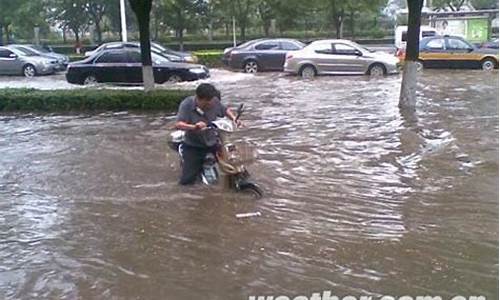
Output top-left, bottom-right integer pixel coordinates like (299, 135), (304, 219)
(153, 53), (170, 64)
(295, 41), (306, 48)
(15, 47), (37, 56)
(359, 45), (375, 53)
(30, 45), (50, 53)
(236, 40), (258, 49)
(152, 43), (167, 52)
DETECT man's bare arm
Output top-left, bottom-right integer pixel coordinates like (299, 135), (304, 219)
(175, 121), (207, 131)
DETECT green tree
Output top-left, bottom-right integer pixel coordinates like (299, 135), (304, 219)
(0, 0), (24, 45)
(106, 0), (136, 37)
(160, 0), (202, 50)
(432, 0), (498, 10)
(129, 0), (154, 91)
(345, 0), (385, 39)
(46, 0), (90, 44)
(198, 0), (225, 41)
(432, 0), (467, 11)
(230, 0), (255, 40)
(257, 0), (276, 36)
(272, 0), (305, 35)
(86, 0), (110, 43)
(470, 0), (498, 9)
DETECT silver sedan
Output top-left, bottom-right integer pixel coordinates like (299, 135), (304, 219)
(284, 39), (400, 78)
(0, 46), (57, 77)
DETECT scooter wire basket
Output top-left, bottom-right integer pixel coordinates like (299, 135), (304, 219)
(221, 142), (258, 167)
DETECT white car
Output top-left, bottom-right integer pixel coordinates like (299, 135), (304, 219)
(284, 39), (401, 78)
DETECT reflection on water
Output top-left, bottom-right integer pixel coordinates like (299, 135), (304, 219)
(0, 70), (498, 299)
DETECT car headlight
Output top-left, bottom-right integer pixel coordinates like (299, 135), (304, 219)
(184, 56), (195, 63)
(189, 68), (206, 74)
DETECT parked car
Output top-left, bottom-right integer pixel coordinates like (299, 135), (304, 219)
(284, 39), (400, 78)
(396, 35), (499, 71)
(66, 48), (209, 85)
(222, 38), (306, 73)
(0, 46), (57, 77)
(395, 25), (438, 50)
(8, 44), (69, 71)
(151, 42), (198, 63)
(84, 42), (197, 63)
(479, 38), (499, 50)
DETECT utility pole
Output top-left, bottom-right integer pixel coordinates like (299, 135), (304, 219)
(232, 16), (236, 47)
(120, 0), (128, 42)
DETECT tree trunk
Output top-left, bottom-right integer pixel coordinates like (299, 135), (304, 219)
(62, 28), (67, 43)
(178, 29), (184, 51)
(263, 20), (271, 37)
(0, 24), (3, 46)
(153, 15), (159, 41)
(240, 25), (246, 40)
(4, 24), (10, 44)
(399, 0), (424, 110)
(349, 11), (355, 39)
(95, 21), (102, 44)
(129, 0), (154, 92)
(338, 17), (343, 38)
(74, 29), (80, 44)
(208, 20), (213, 42)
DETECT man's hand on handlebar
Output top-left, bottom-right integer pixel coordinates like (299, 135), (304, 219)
(235, 119), (244, 128)
(195, 121), (207, 130)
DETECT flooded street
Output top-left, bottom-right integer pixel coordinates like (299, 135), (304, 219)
(0, 70), (498, 299)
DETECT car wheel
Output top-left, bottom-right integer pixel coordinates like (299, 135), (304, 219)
(481, 58), (496, 71)
(416, 60), (424, 72)
(300, 65), (316, 79)
(23, 64), (36, 78)
(243, 60), (258, 73)
(368, 64), (386, 76)
(83, 74), (97, 85)
(167, 74), (183, 83)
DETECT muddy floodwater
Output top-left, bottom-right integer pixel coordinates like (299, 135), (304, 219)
(0, 70), (498, 299)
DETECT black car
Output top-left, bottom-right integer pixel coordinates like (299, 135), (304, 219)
(85, 42), (197, 63)
(222, 38), (305, 73)
(66, 49), (209, 85)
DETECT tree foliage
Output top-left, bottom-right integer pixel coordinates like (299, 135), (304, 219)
(3, 0), (496, 44)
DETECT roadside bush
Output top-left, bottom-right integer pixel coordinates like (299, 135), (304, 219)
(363, 28), (388, 39)
(0, 88), (193, 112)
(193, 50), (224, 68)
(69, 54), (85, 62)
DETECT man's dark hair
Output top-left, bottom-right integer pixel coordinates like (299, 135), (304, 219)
(196, 83), (218, 101)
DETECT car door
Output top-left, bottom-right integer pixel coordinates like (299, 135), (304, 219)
(330, 43), (365, 73)
(124, 50), (144, 83)
(253, 41), (283, 70)
(419, 37), (448, 68)
(309, 43), (337, 73)
(445, 37), (480, 69)
(93, 51), (128, 83)
(0, 48), (19, 75)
